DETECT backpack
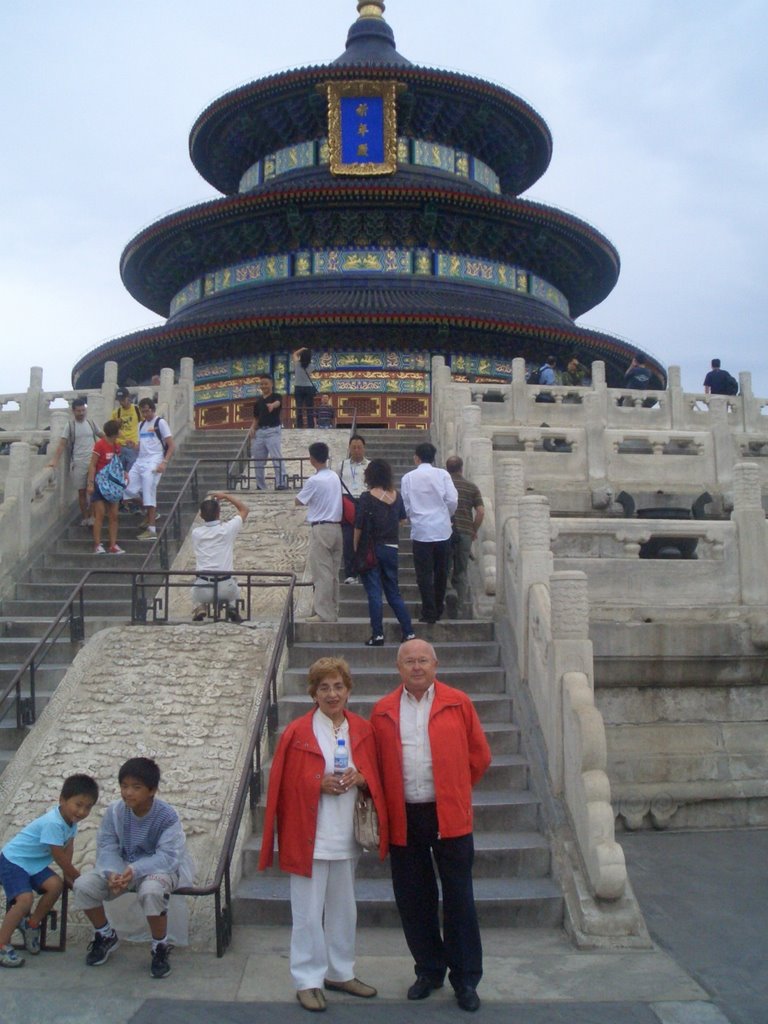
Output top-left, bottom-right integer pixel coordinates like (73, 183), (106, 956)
(142, 415), (171, 455)
(527, 365), (542, 385)
(723, 373), (739, 396)
(95, 454), (128, 503)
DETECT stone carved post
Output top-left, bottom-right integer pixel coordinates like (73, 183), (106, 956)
(666, 365), (684, 429)
(431, 355), (449, 441)
(158, 368), (175, 426)
(732, 462), (768, 605)
(3, 442), (32, 562)
(710, 396), (735, 493)
(21, 367), (45, 430)
(87, 389), (106, 429)
(590, 359), (608, 405)
(49, 410), (70, 510)
(494, 455), (525, 618)
(469, 437), (496, 601)
(458, 403), (481, 464)
(551, 571), (593, 795)
(100, 361), (119, 412)
(180, 357), (195, 428)
(583, 391), (609, 506)
(517, 495), (553, 678)
(738, 370), (755, 431)
(511, 356), (528, 423)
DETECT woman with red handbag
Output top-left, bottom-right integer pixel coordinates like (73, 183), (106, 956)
(353, 459), (415, 647)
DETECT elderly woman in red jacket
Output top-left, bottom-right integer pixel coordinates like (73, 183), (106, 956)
(259, 656), (387, 1013)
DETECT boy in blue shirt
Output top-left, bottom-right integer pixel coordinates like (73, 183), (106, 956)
(73, 757), (193, 980)
(0, 773), (99, 967)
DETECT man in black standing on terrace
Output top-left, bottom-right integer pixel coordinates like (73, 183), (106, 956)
(248, 374), (287, 491)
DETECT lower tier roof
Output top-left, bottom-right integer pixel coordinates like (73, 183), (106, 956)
(72, 278), (660, 390)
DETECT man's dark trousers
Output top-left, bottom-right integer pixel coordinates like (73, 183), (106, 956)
(412, 537), (451, 622)
(389, 801), (482, 990)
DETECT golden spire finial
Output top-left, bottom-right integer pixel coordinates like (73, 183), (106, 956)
(357, 1), (385, 18)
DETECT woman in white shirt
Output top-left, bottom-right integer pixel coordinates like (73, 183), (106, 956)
(258, 657), (387, 1012)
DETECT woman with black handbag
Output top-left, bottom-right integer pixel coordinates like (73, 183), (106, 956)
(353, 459), (415, 647)
(292, 347), (316, 428)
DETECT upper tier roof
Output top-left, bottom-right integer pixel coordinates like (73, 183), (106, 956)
(119, 167), (620, 320)
(189, 10), (552, 198)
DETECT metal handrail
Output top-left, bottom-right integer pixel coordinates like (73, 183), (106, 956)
(2, 454), (310, 727)
(1, 564), (301, 957)
(0, 571), (90, 729)
(174, 571), (296, 956)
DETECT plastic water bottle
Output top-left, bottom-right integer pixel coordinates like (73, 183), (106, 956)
(334, 737), (349, 774)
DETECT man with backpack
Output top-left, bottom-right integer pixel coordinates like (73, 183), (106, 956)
(704, 359), (738, 396)
(123, 398), (175, 541)
(111, 388), (141, 470)
(47, 398), (102, 526)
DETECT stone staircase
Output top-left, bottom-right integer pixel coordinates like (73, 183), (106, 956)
(0, 428), (245, 771)
(234, 428), (564, 930)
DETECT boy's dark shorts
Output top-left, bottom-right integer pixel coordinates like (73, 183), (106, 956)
(0, 853), (55, 910)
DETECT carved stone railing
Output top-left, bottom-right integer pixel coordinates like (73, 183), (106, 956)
(0, 359), (196, 590)
(506, 495), (629, 905)
(430, 356), (768, 503)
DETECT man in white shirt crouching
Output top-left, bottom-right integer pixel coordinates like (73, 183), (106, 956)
(190, 491), (249, 622)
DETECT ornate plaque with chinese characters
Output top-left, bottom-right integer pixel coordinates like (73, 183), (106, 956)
(326, 80), (399, 176)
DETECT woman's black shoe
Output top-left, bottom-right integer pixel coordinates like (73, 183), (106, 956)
(365, 635), (385, 646)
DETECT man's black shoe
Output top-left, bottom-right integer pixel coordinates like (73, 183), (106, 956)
(407, 975), (443, 1000)
(455, 986), (480, 1012)
(417, 616), (436, 624)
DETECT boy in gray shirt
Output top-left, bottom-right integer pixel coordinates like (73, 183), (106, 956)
(73, 757), (193, 979)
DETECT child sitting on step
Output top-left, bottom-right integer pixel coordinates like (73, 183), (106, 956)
(0, 773), (99, 967)
(73, 757), (194, 979)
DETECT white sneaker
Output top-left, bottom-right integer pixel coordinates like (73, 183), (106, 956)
(93, 544), (106, 554)
(107, 545), (125, 555)
(344, 576), (358, 585)
(81, 517), (95, 527)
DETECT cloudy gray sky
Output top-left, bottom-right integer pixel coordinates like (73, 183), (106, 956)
(2, 0), (766, 398)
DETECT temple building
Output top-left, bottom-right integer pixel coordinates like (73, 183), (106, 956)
(71, 1), (665, 429)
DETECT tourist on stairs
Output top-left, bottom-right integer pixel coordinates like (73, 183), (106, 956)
(259, 657), (386, 1012)
(354, 459), (414, 646)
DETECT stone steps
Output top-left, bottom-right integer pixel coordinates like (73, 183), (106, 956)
(247, 829), (551, 880)
(233, 875), (563, 928)
(235, 456), (563, 928)
(286, 639), (500, 669)
(0, 429), (245, 775)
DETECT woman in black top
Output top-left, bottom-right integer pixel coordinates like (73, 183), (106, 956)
(292, 347), (316, 428)
(353, 459), (415, 647)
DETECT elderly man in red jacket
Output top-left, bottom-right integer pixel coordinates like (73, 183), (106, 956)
(370, 638), (491, 1013)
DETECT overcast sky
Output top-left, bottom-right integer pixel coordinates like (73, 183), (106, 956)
(2, 0), (766, 398)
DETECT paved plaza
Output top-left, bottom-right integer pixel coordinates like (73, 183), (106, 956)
(1, 828), (764, 1024)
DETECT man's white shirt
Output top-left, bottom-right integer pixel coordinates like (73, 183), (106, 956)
(401, 463), (458, 542)
(400, 684), (436, 803)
